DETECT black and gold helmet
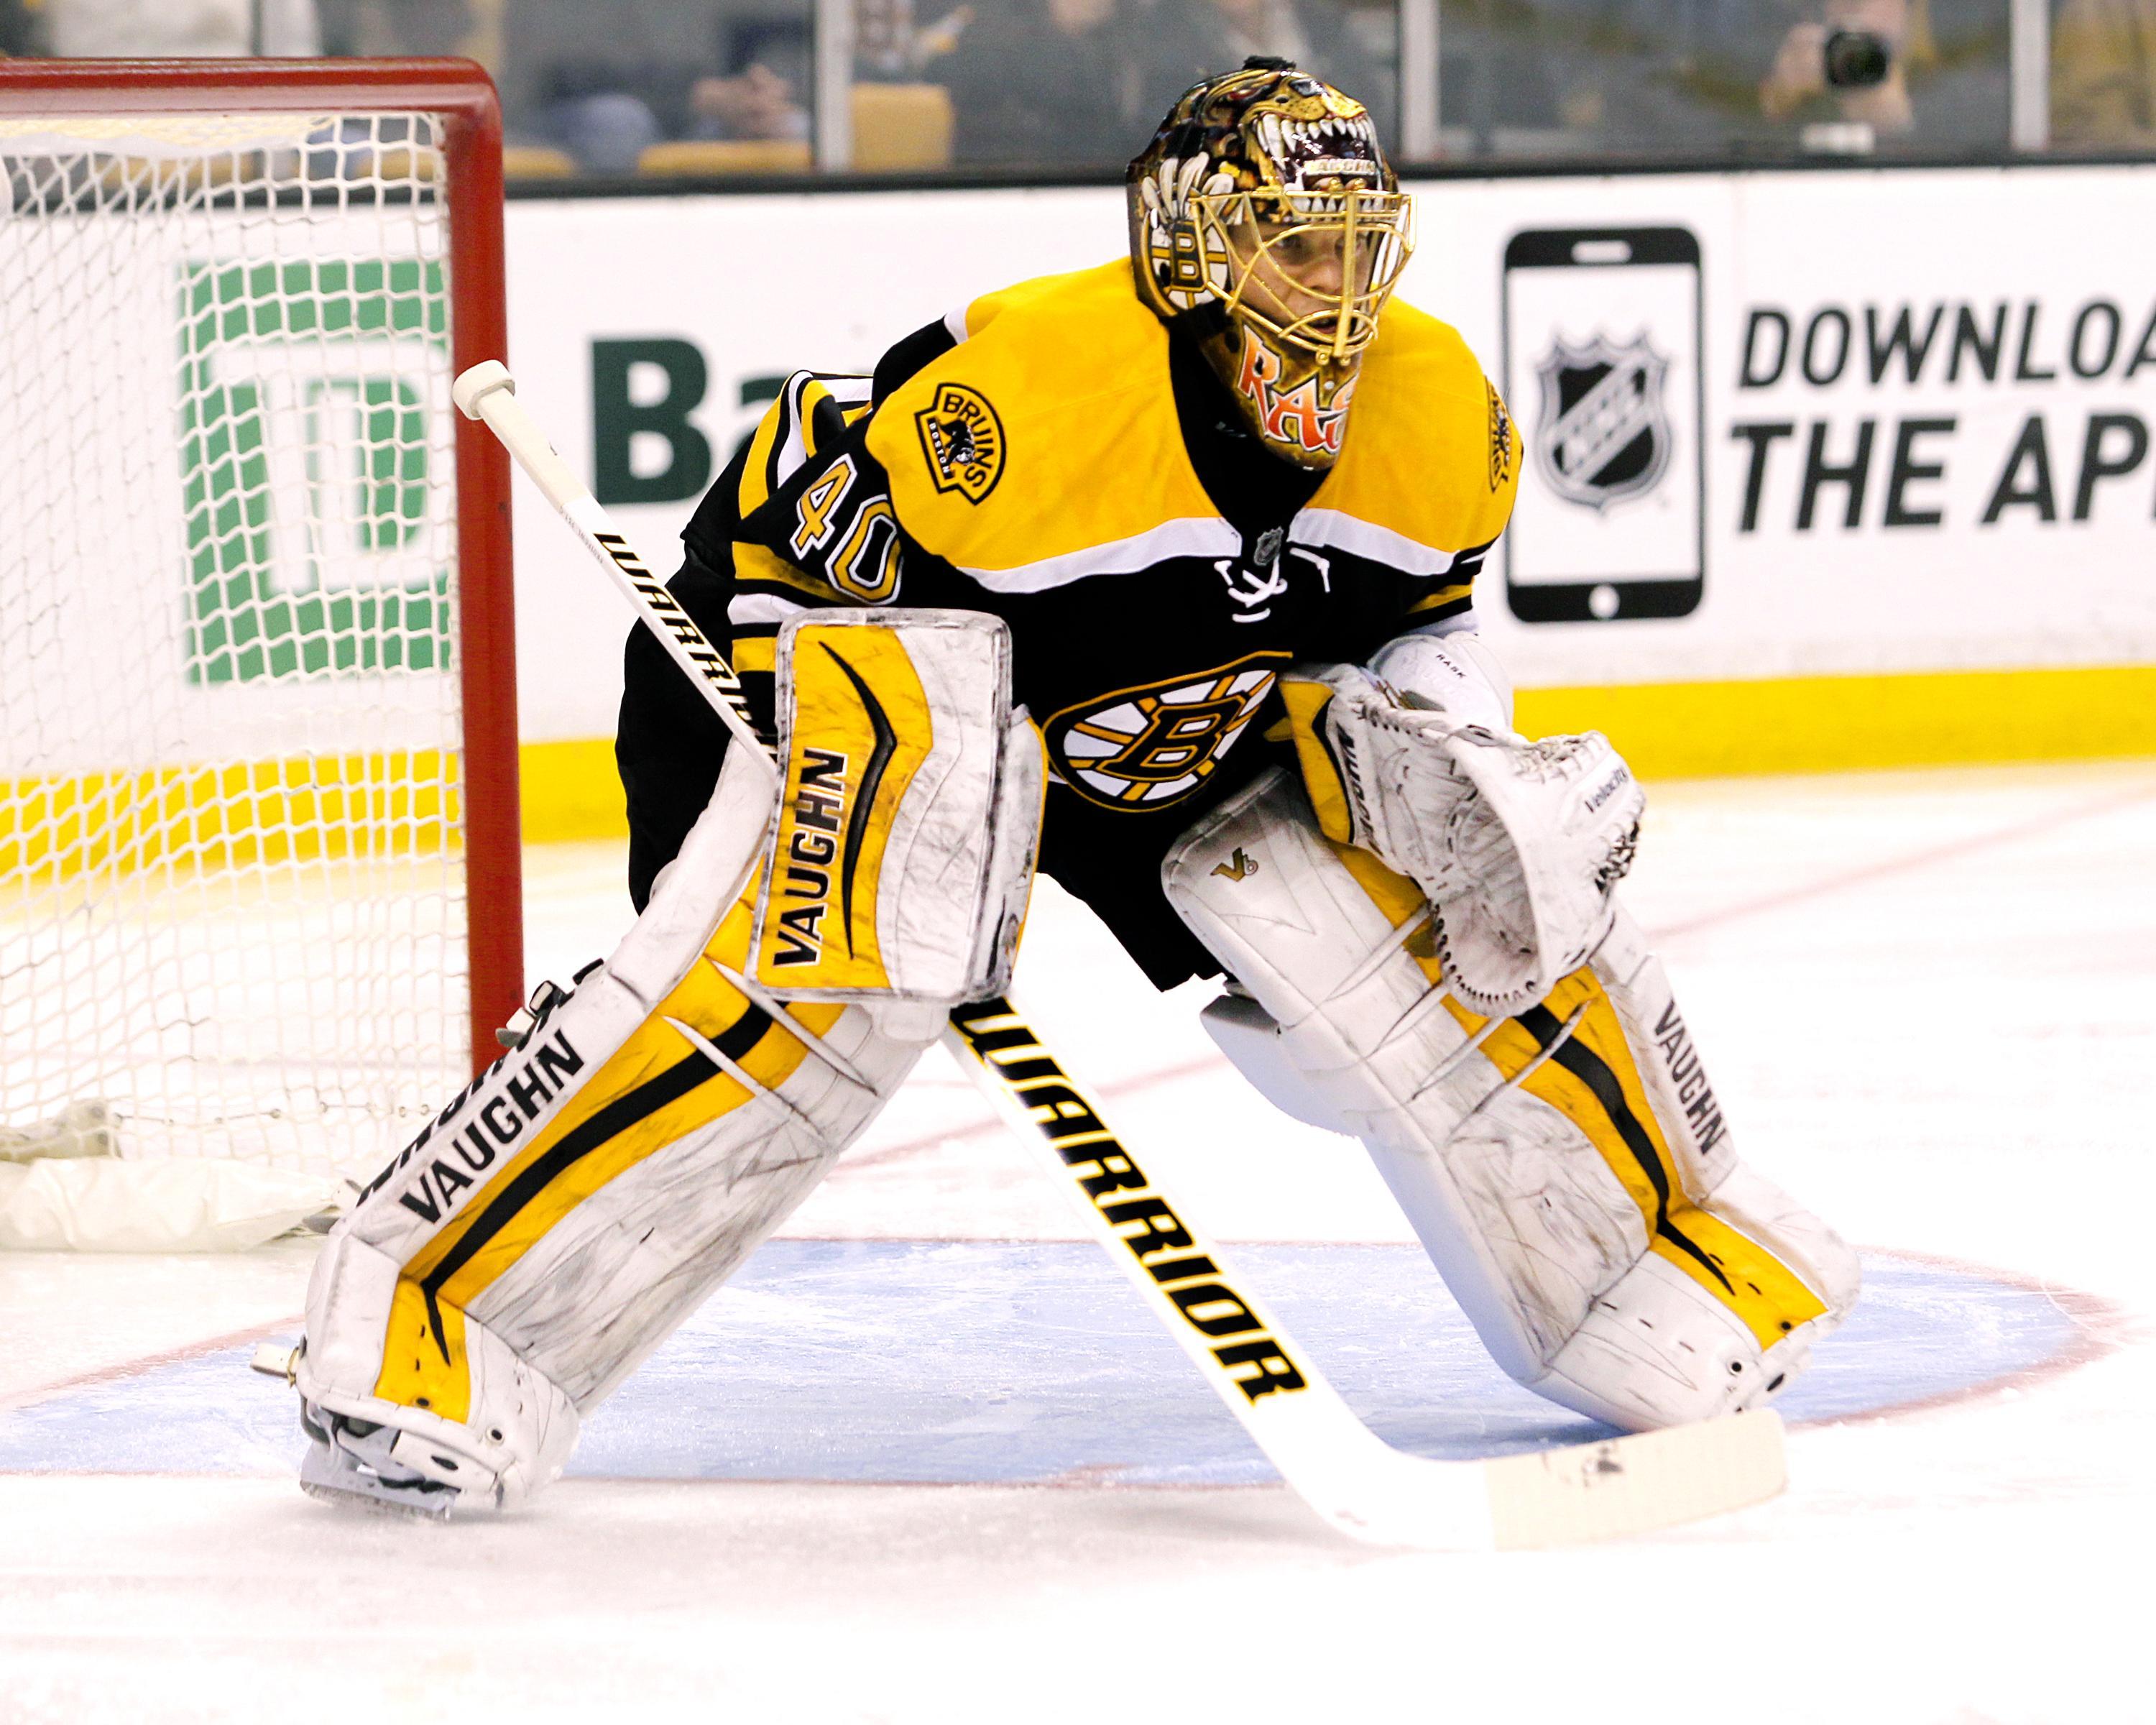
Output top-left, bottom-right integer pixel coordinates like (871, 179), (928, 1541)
(1127, 59), (1414, 467)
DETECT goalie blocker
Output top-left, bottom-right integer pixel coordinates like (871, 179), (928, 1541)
(1168, 751), (1857, 1432)
(294, 612), (1041, 1514)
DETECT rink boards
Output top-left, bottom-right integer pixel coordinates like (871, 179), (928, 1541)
(490, 162), (2156, 804)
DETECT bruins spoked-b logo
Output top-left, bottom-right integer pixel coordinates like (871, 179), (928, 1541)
(915, 382), (1004, 504)
(1046, 658), (1284, 809)
(1532, 333), (1670, 511)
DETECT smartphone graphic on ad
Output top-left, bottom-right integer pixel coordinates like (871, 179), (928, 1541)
(1501, 226), (1704, 623)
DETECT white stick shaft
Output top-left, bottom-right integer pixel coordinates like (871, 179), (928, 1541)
(452, 360), (775, 780)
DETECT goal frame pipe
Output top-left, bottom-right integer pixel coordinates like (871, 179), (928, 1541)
(0, 58), (525, 1080)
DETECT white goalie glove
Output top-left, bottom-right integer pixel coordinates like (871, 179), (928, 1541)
(1280, 658), (1644, 1017)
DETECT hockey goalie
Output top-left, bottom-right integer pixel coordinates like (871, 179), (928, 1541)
(289, 59), (1858, 1515)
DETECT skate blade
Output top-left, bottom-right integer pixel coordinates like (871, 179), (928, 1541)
(299, 1445), (456, 1522)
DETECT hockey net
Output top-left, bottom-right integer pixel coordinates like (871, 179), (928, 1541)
(0, 62), (522, 1215)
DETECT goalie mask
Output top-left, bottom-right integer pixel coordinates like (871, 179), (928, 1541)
(1127, 58), (1414, 470)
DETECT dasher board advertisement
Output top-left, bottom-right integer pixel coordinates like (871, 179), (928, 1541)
(496, 166), (2156, 742)
(1501, 226), (1705, 625)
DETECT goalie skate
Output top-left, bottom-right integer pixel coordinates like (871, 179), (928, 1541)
(297, 1399), (466, 1522)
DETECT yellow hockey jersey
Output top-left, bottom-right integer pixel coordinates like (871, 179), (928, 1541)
(648, 258), (1519, 983)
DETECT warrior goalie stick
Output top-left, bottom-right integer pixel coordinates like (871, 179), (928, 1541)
(451, 360), (1787, 1550)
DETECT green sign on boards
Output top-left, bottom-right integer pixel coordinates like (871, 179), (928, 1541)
(178, 257), (453, 685)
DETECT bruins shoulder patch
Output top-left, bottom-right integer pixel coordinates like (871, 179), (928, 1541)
(915, 382), (1005, 504)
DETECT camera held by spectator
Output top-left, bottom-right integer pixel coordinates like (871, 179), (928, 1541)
(1761, 0), (1930, 141)
(1822, 28), (1892, 88)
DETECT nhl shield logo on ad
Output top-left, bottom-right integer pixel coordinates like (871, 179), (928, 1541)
(1531, 333), (1672, 512)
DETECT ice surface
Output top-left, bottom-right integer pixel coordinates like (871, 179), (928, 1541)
(2, 760), (2152, 1724)
(0, 1244), (2101, 1484)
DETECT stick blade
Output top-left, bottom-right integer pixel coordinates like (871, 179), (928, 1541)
(1483, 1408), (1786, 1550)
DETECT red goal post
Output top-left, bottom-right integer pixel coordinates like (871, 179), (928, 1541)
(0, 59), (522, 1183)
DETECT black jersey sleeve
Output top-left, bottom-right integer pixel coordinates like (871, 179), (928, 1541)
(617, 367), (959, 912)
(872, 315), (960, 403)
(617, 430), (769, 912)
(617, 550), (740, 912)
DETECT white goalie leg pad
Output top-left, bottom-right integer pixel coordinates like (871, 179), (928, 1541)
(297, 738), (775, 1510)
(300, 613), (1036, 1510)
(1164, 769), (1858, 1433)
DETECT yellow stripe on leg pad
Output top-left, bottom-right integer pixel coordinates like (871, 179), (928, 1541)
(374, 1277), (471, 1422)
(753, 622), (933, 991)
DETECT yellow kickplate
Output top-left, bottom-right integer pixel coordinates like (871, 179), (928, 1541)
(519, 665), (2156, 844)
(1517, 664), (2156, 779)
(1483, 1407), (1787, 1550)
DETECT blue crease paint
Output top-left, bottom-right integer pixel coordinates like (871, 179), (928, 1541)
(0, 1245), (2080, 1486)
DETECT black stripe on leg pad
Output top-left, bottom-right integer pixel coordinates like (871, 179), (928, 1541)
(417, 1003), (778, 1356)
(1515, 1004), (1734, 1296)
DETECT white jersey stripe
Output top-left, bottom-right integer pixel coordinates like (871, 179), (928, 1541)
(1290, 507), (1462, 580)
(955, 518), (1244, 594)
(728, 593), (809, 627)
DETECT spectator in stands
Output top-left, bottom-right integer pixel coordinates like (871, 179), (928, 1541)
(941, 0), (1218, 167)
(37, 0), (320, 55)
(860, 0), (979, 78)
(2050, 0), (2156, 148)
(317, 0), (476, 60)
(525, 55), (806, 172)
(528, 64), (672, 173)
(489, 2), (807, 175)
(535, 65), (808, 175)
(690, 57), (809, 144)
(1759, 0), (1935, 140)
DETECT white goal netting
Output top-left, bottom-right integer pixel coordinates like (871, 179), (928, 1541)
(0, 109), (482, 1182)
